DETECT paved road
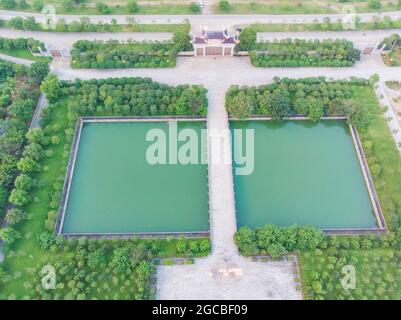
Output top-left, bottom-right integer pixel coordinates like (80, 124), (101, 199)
(1, 9), (401, 27)
(0, 53), (34, 65)
(52, 55), (401, 84)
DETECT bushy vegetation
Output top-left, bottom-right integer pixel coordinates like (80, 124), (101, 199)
(250, 15), (401, 32)
(300, 84), (401, 300)
(0, 37), (45, 53)
(302, 232), (401, 300)
(235, 225), (325, 258)
(225, 77), (372, 131)
(249, 39), (361, 67)
(218, 0), (230, 12)
(238, 27), (256, 51)
(1, 15), (187, 33)
(46, 77), (208, 117)
(0, 75), (210, 299)
(71, 40), (176, 69)
(0, 0), (196, 15)
(0, 59), (48, 221)
(380, 34), (401, 67)
(69, 23), (191, 69)
(379, 33), (400, 50)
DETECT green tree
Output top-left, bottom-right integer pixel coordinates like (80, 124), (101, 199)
(349, 103), (372, 131)
(62, 0), (73, 12)
(9, 188), (30, 206)
(28, 62), (49, 84)
(368, 0), (382, 9)
(227, 91), (254, 119)
(234, 226), (258, 255)
(296, 225), (325, 250)
(37, 231), (55, 249)
(5, 208), (27, 226)
(218, 0), (230, 12)
(22, 17), (38, 30)
(7, 16), (23, 29)
(17, 157), (40, 173)
(87, 248), (107, 269)
(239, 28), (256, 51)
(127, 0), (138, 13)
(31, 0), (44, 11)
(19, 0), (29, 8)
(189, 2), (201, 13)
(267, 93), (291, 120)
(40, 74), (61, 102)
(111, 247), (132, 272)
(294, 98), (309, 115)
(14, 174), (34, 190)
(307, 97), (324, 122)
(1, 0), (16, 9)
(0, 227), (21, 244)
(172, 27), (191, 51)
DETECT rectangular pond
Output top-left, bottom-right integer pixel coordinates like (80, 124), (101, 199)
(59, 119), (209, 235)
(231, 120), (379, 230)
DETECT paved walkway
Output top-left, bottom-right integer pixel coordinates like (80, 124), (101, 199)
(30, 93), (48, 129)
(1, 9), (401, 26)
(0, 53), (34, 66)
(375, 82), (401, 154)
(0, 244), (3, 262)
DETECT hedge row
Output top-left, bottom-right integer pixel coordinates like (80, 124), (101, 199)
(71, 40), (176, 69)
(250, 39), (360, 68)
(0, 37), (45, 53)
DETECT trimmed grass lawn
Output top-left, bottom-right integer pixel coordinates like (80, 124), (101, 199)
(0, 49), (52, 63)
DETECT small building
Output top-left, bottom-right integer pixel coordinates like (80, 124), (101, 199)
(192, 28), (239, 56)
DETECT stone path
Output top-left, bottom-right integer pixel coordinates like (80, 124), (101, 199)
(0, 53), (34, 66)
(0, 242), (3, 262)
(30, 94), (48, 129)
(375, 82), (401, 154)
